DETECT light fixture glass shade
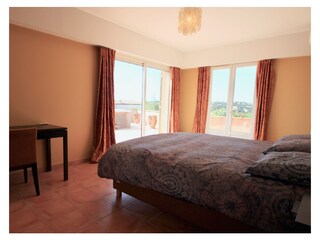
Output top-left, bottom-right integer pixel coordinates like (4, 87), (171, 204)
(178, 7), (202, 36)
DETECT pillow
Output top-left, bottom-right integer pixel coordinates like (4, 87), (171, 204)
(263, 138), (311, 154)
(245, 151), (310, 187)
(279, 134), (311, 141)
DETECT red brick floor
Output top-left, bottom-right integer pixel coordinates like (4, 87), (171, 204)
(9, 161), (205, 233)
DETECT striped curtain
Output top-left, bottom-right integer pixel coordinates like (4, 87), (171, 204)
(192, 67), (211, 133)
(91, 47), (116, 163)
(169, 67), (180, 133)
(254, 59), (275, 140)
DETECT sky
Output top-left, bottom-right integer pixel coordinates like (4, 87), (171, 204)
(211, 65), (256, 104)
(114, 60), (162, 103)
(115, 60), (256, 105)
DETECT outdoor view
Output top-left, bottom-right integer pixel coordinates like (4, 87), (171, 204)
(208, 65), (256, 137)
(114, 60), (170, 143)
(114, 60), (256, 142)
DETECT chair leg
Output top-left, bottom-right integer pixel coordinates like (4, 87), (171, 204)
(31, 163), (40, 196)
(23, 168), (28, 183)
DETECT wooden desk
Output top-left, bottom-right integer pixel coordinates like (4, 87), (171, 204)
(10, 124), (68, 181)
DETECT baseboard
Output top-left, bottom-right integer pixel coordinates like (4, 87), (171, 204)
(9, 158), (92, 176)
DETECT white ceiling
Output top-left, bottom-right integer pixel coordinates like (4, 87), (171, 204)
(78, 7), (311, 53)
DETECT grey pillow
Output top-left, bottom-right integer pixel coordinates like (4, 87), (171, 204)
(245, 151), (310, 187)
(263, 138), (311, 154)
(279, 134), (311, 141)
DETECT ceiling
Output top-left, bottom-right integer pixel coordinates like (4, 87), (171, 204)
(78, 7), (311, 53)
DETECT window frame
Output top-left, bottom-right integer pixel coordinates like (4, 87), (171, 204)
(206, 62), (257, 139)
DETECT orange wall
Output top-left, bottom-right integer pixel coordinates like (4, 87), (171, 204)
(10, 24), (98, 169)
(179, 56), (311, 141)
(267, 56), (311, 141)
(179, 68), (198, 132)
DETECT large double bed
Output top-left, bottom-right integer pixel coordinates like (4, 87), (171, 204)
(98, 132), (310, 232)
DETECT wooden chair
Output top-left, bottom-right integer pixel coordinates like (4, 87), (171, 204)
(9, 128), (40, 195)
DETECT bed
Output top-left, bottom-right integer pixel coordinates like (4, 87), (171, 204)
(97, 132), (311, 232)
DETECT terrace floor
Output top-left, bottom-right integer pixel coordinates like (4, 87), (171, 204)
(115, 123), (158, 143)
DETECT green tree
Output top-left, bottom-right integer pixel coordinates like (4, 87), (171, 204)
(146, 101), (160, 111)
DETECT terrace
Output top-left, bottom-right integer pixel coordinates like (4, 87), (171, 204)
(115, 106), (160, 143)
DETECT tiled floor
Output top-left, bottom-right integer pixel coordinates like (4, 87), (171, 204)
(9, 161), (205, 233)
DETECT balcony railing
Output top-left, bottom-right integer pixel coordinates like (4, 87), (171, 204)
(208, 116), (252, 133)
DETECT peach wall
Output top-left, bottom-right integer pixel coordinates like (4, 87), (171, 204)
(179, 57), (311, 141)
(179, 68), (198, 132)
(267, 56), (311, 141)
(10, 24), (98, 169)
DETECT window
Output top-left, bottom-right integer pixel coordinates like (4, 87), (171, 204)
(206, 63), (257, 139)
(114, 59), (170, 143)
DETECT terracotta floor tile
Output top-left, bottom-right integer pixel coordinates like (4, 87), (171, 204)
(26, 188), (62, 205)
(131, 222), (172, 233)
(68, 170), (94, 182)
(10, 181), (40, 199)
(77, 221), (108, 233)
(46, 209), (95, 233)
(76, 175), (107, 189)
(9, 189), (25, 202)
(34, 196), (76, 221)
(78, 199), (120, 221)
(72, 162), (98, 172)
(38, 170), (65, 184)
(87, 181), (115, 199)
(97, 208), (146, 233)
(10, 208), (42, 232)
(62, 188), (104, 206)
(103, 192), (138, 208)
(9, 199), (33, 213)
(19, 221), (55, 233)
(45, 176), (81, 189)
(124, 199), (162, 221)
(55, 182), (85, 197)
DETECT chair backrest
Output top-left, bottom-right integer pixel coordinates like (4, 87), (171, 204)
(9, 128), (37, 168)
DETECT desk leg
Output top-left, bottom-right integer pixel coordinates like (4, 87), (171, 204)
(45, 138), (52, 172)
(63, 130), (68, 181)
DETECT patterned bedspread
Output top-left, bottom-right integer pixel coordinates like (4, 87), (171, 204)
(98, 133), (307, 232)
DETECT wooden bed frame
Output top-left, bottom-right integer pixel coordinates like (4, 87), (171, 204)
(113, 180), (260, 232)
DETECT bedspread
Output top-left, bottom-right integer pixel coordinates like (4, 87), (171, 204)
(98, 133), (307, 232)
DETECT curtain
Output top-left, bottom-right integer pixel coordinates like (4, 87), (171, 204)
(192, 67), (211, 133)
(91, 47), (116, 163)
(169, 67), (180, 133)
(254, 59), (275, 140)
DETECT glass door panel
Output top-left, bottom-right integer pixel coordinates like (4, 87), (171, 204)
(114, 60), (170, 142)
(206, 63), (257, 139)
(230, 66), (256, 136)
(208, 68), (230, 133)
(114, 60), (143, 142)
(145, 67), (161, 136)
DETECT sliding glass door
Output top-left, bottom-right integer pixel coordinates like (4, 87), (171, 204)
(230, 65), (257, 136)
(145, 67), (170, 136)
(206, 63), (257, 139)
(114, 60), (170, 143)
(114, 61), (143, 142)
